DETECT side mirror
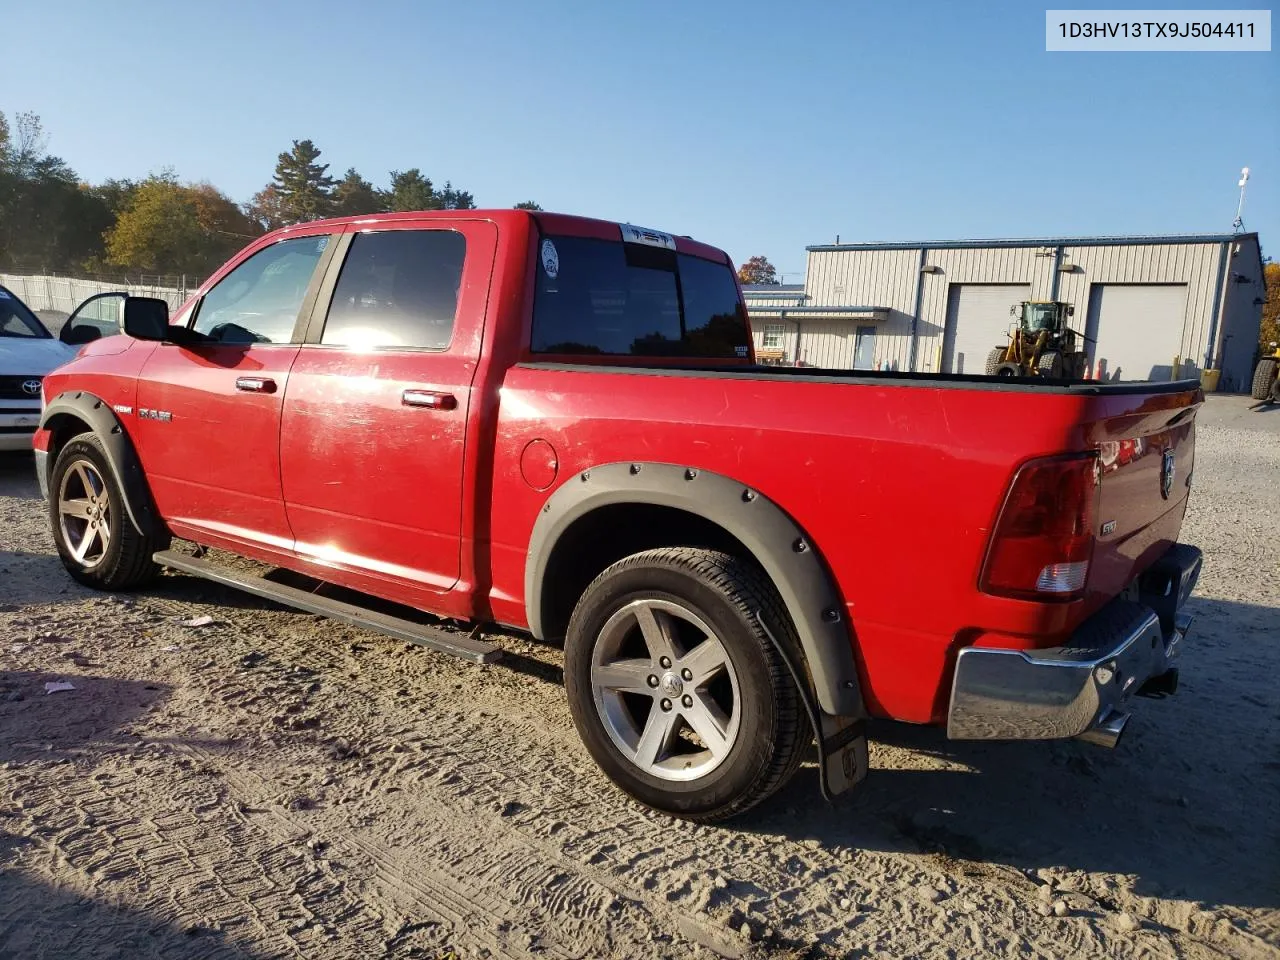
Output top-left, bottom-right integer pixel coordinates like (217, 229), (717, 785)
(122, 297), (170, 341)
(60, 324), (102, 345)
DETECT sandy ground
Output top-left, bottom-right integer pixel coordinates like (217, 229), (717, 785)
(1, 395), (1277, 960)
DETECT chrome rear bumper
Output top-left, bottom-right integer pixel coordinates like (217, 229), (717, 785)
(947, 544), (1201, 745)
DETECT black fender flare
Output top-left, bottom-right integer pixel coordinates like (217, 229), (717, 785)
(39, 391), (164, 539)
(525, 461), (864, 717)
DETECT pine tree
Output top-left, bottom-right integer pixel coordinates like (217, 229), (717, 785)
(271, 139), (335, 224)
(332, 168), (384, 217)
(386, 168), (434, 212)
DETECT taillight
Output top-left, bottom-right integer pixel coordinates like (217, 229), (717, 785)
(980, 453), (1100, 601)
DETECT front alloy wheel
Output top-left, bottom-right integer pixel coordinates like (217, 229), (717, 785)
(48, 434), (165, 590)
(57, 458), (113, 568)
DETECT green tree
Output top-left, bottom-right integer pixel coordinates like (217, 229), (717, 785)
(332, 168), (384, 217)
(89, 178), (139, 220)
(435, 181), (475, 210)
(245, 184), (288, 233)
(0, 110), (112, 273)
(736, 255), (779, 285)
(270, 139), (335, 223)
(106, 175), (259, 277)
(386, 168), (434, 212)
(513, 200), (543, 211)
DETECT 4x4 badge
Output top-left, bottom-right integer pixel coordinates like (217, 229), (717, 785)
(1160, 448), (1175, 499)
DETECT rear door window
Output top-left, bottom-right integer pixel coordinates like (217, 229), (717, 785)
(531, 236), (749, 359)
(322, 230), (466, 350)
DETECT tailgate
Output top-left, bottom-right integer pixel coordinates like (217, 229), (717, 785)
(1087, 388), (1200, 596)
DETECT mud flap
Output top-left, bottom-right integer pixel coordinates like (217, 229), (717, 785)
(755, 611), (869, 801)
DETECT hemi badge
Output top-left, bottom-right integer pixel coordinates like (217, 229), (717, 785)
(113, 404), (133, 415)
(1100, 520), (1117, 536)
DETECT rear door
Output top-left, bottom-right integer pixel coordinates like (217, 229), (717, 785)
(133, 231), (335, 551)
(279, 220), (498, 597)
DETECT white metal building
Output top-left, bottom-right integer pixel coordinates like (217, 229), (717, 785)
(745, 233), (1266, 391)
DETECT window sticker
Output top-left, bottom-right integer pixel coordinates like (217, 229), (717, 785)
(541, 239), (559, 280)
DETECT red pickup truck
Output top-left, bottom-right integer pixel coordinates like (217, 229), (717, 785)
(34, 210), (1202, 821)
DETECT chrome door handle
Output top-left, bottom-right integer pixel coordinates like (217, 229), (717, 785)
(402, 390), (457, 410)
(235, 377), (276, 393)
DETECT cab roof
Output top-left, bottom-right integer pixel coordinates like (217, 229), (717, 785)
(266, 209), (730, 265)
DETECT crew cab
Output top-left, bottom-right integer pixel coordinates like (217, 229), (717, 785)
(33, 210), (1202, 820)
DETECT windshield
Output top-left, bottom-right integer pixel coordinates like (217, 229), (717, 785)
(0, 287), (52, 339)
(531, 235), (750, 359)
(1023, 303), (1057, 331)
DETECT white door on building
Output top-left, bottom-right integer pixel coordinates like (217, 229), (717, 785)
(1085, 284), (1188, 382)
(942, 284), (1031, 374)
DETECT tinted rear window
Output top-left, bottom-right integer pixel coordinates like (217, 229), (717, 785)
(531, 236), (749, 358)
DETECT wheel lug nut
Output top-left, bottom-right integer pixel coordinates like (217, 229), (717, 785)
(681, 695), (693, 708)
(659, 657), (672, 669)
(646, 675), (659, 688)
(660, 699), (672, 712)
(681, 668), (692, 681)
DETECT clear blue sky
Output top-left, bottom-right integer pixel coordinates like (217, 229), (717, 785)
(3, 0), (1276, 280)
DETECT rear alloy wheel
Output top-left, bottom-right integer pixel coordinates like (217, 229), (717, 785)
(564, 548), (808, 821)
(49, 434), (165, 590)
(590, 597), (741, 781)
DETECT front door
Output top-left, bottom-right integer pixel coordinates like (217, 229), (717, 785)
(279, 220), (497, 600)
(853, 325), (876, 370)
(132, 232), (335, 553)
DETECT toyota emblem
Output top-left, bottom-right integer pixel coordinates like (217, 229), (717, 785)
(21, 378), (41, 396)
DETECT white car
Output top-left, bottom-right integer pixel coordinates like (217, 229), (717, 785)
(0, 285), (77, 452)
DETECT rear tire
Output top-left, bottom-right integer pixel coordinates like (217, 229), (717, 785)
(49, 435), (165, 590)
(994, 362), (1022, 377)
(985, 348), (1006, 376)
(1252, 358), (1278, 401)
(564, 548), (809, 822)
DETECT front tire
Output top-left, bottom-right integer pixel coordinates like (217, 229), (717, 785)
(1252, 358), (1278, 401)
(564, 548), (808, 822)
(1036, 350), (1064, 378)
(49, 434), (165, 590)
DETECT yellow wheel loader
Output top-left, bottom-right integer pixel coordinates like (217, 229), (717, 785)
(985, 301), (1090, 380)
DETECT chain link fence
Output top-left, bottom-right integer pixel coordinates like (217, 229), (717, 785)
(0, 273), (196, 317)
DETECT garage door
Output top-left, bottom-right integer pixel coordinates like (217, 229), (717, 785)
(942, 284), (1030, 374)
(1085, 284), (1188, 382)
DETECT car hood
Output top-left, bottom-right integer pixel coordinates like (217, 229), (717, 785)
(0, 337), (77, 376)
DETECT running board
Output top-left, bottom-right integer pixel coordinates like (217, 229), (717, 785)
(152, 549), (501, 664)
